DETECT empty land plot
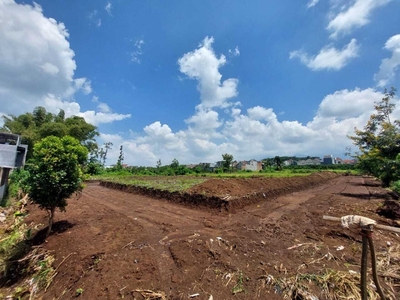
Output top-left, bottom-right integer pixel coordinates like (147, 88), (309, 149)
(17, 174), (400, 299)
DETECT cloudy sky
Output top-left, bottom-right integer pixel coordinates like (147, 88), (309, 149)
(1, 0), (400, 166)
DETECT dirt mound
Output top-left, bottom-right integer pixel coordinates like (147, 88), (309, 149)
(101, 172), (340, 211)
(378, 200), (400, 220)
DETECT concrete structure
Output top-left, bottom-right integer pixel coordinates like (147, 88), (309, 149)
(0, 133), (28, 200)
(235, 159), (262, 171)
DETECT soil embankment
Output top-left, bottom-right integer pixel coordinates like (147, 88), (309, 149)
(100, 171), (340, 211)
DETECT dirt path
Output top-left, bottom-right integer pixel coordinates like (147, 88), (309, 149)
(17, 175), (400, 299)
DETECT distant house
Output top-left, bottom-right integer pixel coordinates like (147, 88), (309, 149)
(0, 133), (28, 200)
(322, 155), (336, 165)
(335, 157), (343, 164)
(235, 159), (262, 171)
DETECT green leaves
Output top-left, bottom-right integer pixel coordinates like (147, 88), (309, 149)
(0, 106), (99, 159)
(349, 87), (400, 186)
(222, 153), (234, 173)
(26, 136), (88, 212)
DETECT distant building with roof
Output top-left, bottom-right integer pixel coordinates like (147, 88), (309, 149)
(0, 133), (28, 200)
(322, 155), (336, 165)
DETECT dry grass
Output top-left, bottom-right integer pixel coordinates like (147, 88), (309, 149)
(377, 244), (400, 294)
(258, 242), (399, 300)
(132, 289), (167, 299)
(0, 192), (57, 299)
(3, 247), (56, 299)
(262, 268), (396, 300)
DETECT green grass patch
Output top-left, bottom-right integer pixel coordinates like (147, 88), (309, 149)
(93, 169), (352, 186)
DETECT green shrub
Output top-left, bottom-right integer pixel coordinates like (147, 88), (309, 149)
(391, 180), (400, 194)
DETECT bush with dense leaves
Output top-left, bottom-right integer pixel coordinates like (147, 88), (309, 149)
(24, 136), (88, 236)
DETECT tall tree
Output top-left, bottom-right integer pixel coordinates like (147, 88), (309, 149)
(116, 145), (124, 170)
(262, 158), (274, 171)
(222, 153), (234, 173)
(349, 87), (400, 186)
(156, 159), (162, 168)
(100, 142), (113, 165)
(170, 158), (179, 169)
(24, 136), (88, 236)
(274, 156), (282, 171)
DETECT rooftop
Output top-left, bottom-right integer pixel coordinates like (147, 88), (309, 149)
(0, 132), (20, 145)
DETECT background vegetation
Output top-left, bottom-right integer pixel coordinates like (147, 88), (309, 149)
(349, 88), (400, 192)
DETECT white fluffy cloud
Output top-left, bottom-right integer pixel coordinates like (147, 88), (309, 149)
(178, 37), (239, 109)
(374, 34), (400, 87)
(44, 95), (130, 126)
(290, 39), (359, 70)
(185, 109), (222, 132)
(327, 0), (393, 39)
(0, 0), (128, 126)
(317, 88), (383, 119)
(96, 38), (395, 166)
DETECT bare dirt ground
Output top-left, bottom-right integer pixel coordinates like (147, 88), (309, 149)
(15, 173), (400, 299)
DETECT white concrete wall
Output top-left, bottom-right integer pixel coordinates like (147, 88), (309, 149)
(0, 144), (18, 168)
(245, 160), (258, 171)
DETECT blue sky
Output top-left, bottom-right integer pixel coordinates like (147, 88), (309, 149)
(1, 0), (400, 166)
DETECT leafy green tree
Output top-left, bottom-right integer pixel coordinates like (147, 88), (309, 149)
(274, 156), (282, 171)
(55, 109), (65, 122)
(0, 106), (99, 158)
(64, 116), (98, 148)
(24, 136), (88, 236)
(349, 87), (400, 186)
(262, 158), (274, 172)
(170, 158), (179, 169)
(222, 153), (234, 173)
(33, 106), (51, 127)
(38, 122), (68, 139)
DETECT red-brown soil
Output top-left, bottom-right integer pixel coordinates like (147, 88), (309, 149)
(8, 173), (400, 299)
